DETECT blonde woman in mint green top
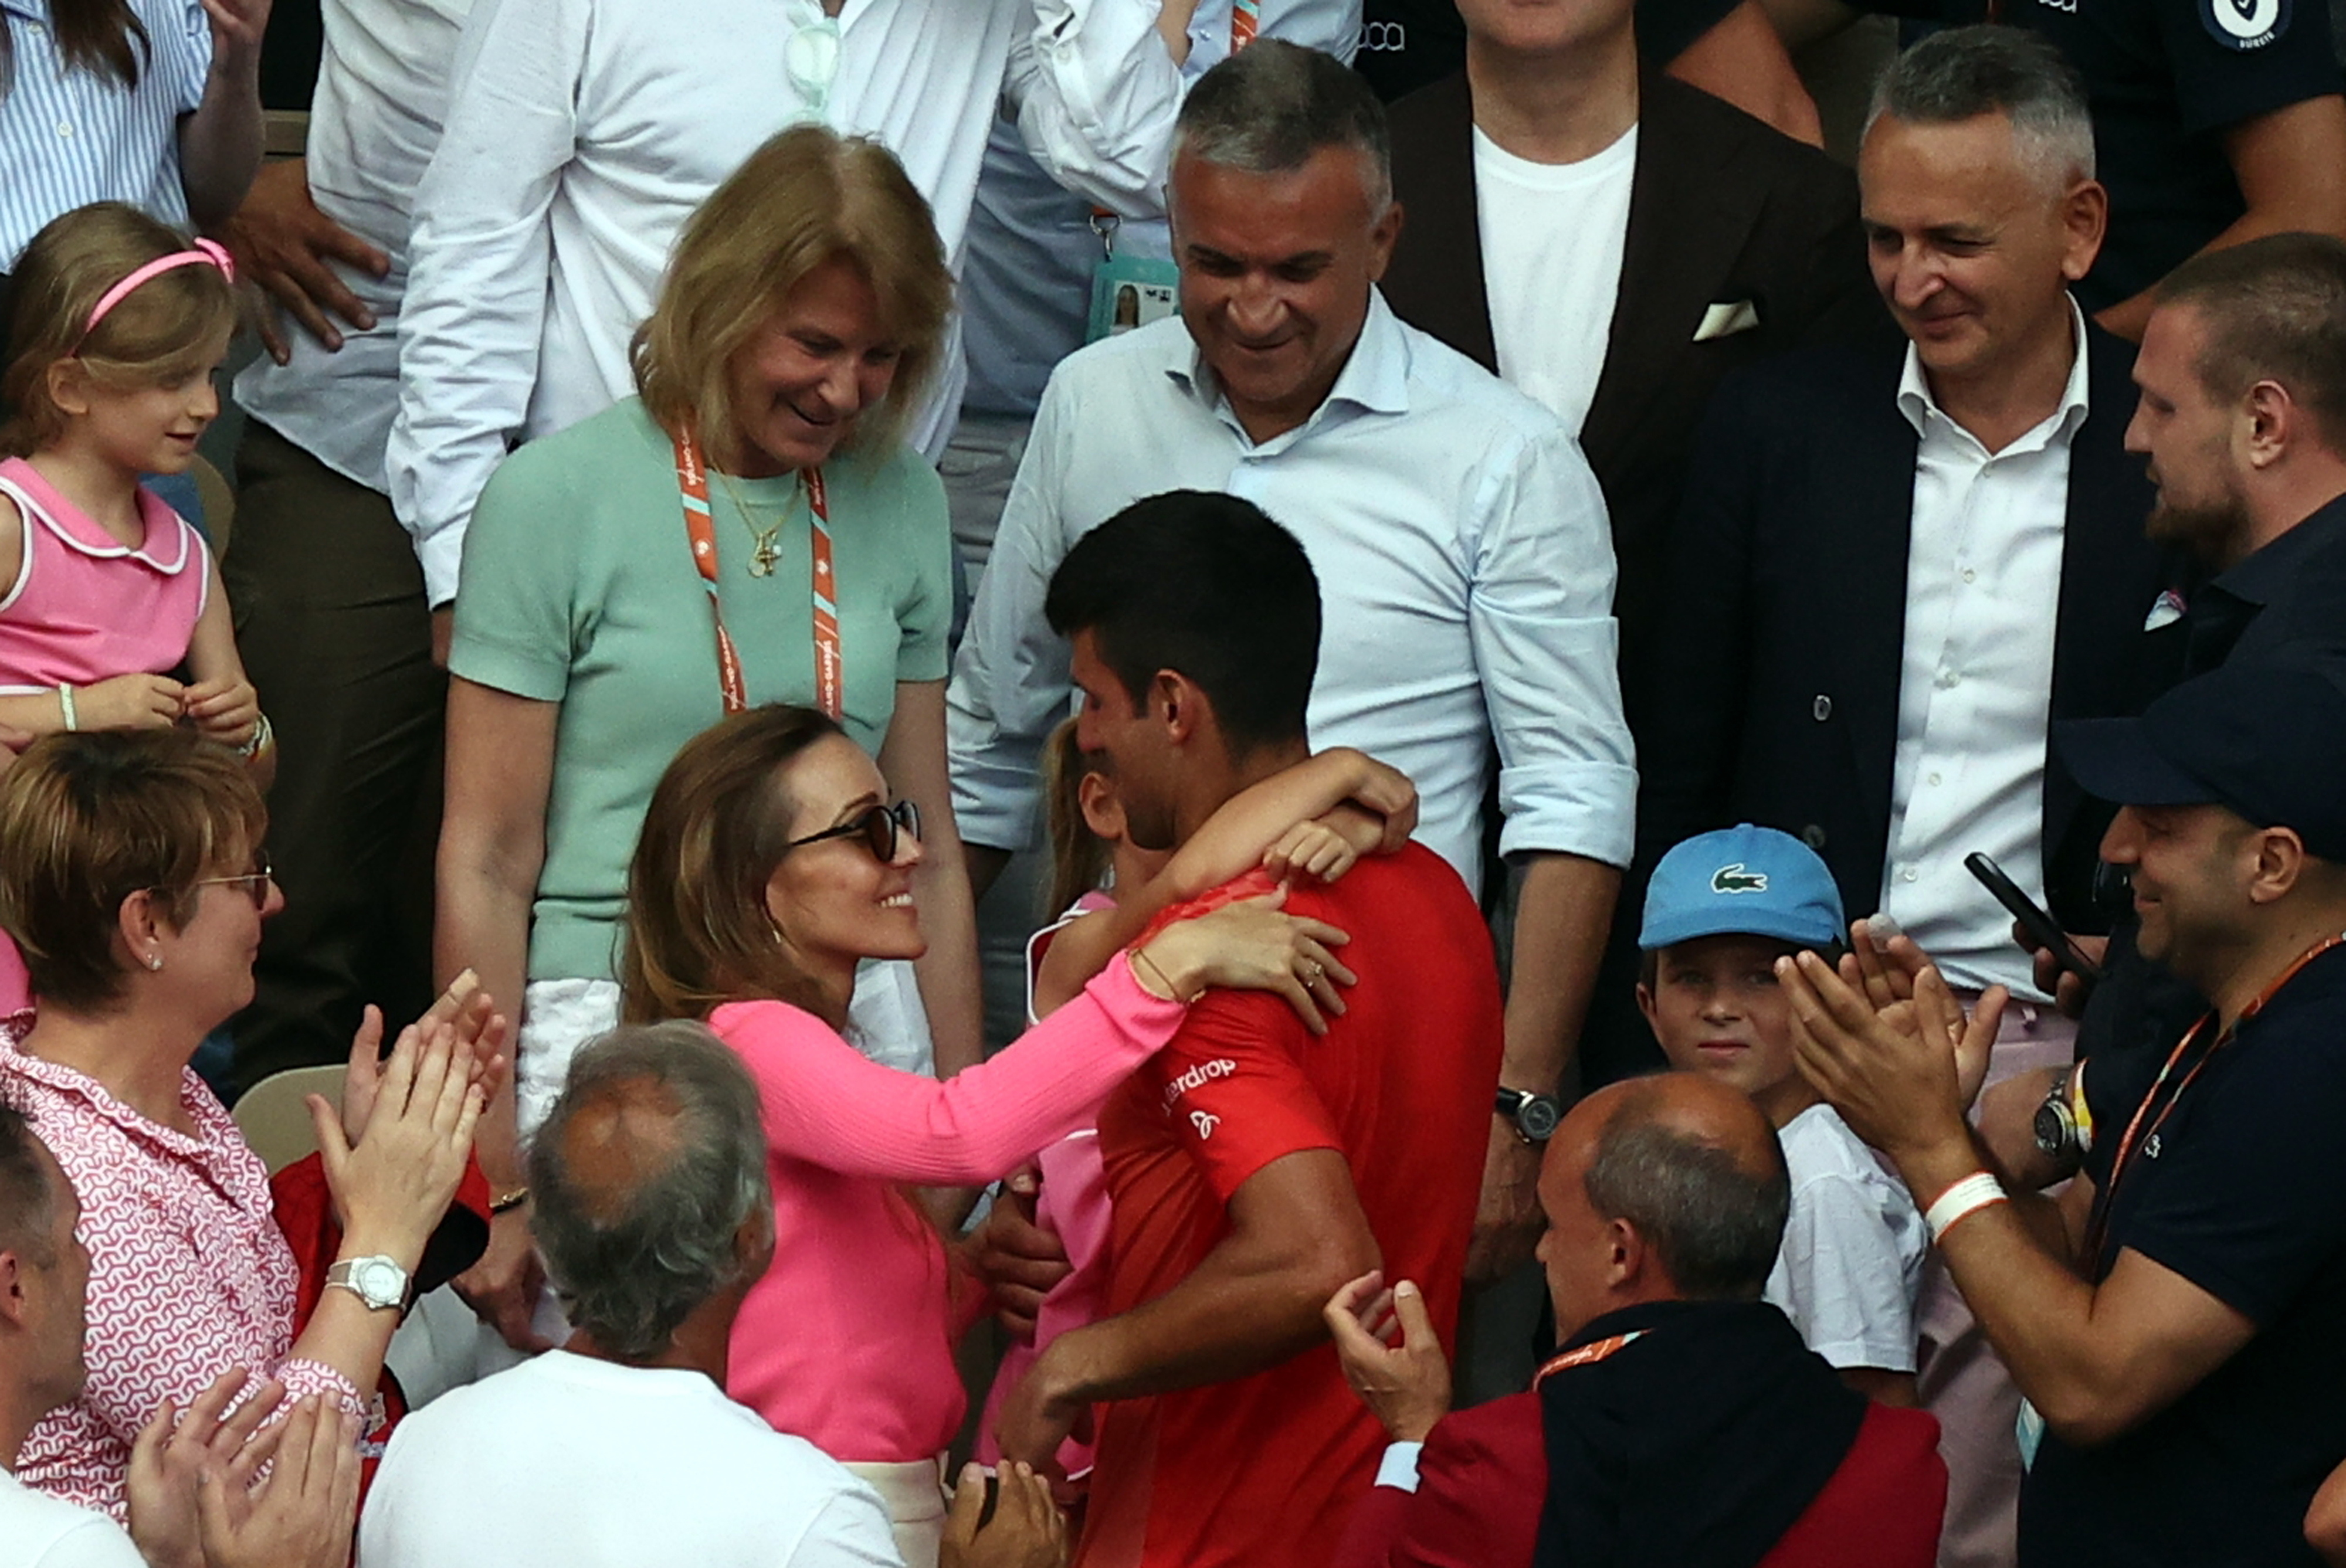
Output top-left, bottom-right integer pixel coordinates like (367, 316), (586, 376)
(434, 125), (978, 1355)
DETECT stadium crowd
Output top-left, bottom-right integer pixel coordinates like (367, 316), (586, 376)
(2, 0), (2346, 1562)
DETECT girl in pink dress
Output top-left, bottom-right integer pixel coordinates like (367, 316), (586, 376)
(0, 204), (274, 1007)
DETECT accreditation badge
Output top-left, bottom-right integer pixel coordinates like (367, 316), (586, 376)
(1087, 254), (1180, 344)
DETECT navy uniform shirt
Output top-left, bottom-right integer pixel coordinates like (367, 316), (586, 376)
(2025, 942), (2346, 1567)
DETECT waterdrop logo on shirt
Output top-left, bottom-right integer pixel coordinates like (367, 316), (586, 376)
(2202, 0), (2287, 50)
(1190, 1111), (1221, 1141)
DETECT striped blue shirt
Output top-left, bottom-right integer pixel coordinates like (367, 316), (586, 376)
(0, 0), (211, 267)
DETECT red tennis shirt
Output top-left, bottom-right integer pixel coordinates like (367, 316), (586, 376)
(1076, 849), (1504, 1568)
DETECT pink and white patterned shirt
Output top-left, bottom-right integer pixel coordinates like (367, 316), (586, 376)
(0, 1017), (363, 1521)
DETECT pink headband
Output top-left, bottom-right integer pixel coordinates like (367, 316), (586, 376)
(77, 238), (236, 343)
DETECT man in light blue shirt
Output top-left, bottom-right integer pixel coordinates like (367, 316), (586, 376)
(950, 39), (1634, 1277)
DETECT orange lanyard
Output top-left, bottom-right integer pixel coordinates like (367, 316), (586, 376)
(672, 431), (842, 719)
(2086, 931), (2346, 1262)
(1533, 1329), (1646, 1388)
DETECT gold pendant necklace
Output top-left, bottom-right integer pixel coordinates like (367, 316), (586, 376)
(715, 471), (787, 578)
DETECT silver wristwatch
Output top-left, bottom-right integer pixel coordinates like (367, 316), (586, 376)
(324, 1255), (413, 1314)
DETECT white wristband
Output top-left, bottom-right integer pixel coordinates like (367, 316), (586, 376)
(56, 683), (76, 732)
(1925, 1172), (2008, 1245)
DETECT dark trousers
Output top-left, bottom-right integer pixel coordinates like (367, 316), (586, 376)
(224, 419), (443, 1092)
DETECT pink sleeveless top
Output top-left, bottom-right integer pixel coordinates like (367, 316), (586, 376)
(0, 458), (209, 1012)
(0, 457), (208, 691)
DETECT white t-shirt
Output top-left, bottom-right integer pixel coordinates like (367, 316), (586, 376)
(357, 1350), (904, 1567)
(1472, 123), (1638, 437)
(1766, 1104), (1928, 1374)
(0, 1471), (143, 1568)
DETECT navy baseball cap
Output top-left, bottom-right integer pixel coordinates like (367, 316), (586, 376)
(2053, 651), (2346, 862)
(1640, 824), (1847, 952)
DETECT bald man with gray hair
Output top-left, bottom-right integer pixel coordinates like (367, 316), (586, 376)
(357, 1024), (905, 1568)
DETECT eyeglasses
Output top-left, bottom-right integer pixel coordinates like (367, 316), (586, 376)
(785, 12), (840, 118)
(785, 800), (920, 863)
(185, 856), (274, 909)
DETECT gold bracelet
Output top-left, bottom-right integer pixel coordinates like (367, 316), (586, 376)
(1130, 946), (1195, 1004)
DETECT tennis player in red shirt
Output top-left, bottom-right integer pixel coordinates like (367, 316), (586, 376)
(992, 491), (1503, 1568)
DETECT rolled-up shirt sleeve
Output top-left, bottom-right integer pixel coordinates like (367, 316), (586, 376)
(1467, 426), (1637, 868)
(385, 0), (586, 609)
(947, 374), (1080, 853)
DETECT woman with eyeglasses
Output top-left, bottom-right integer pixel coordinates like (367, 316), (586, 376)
(0, 728), (487, 1519)
(620, 705), (1357, 1565)
(435, 125), (984, 1356)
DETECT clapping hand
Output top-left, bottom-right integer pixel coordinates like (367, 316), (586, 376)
(126, 1371), (287, 1568)
(199, 1395), (362, 1568)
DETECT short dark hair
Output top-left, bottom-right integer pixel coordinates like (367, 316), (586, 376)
(1582, 1085), (1790, 1299)
(0, 1104), (59, 1268)
(529, 1023), (772, 1360)
(1045, 491), (1321, 756)
(2159, 232), (2346, 454)
(1174, 40), (1392, 212)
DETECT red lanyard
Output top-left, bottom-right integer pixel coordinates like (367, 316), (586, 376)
(2086, 931), (2346, 1261)
(1533, 1329), (1646, 1388)
(672, 430), (842, 719)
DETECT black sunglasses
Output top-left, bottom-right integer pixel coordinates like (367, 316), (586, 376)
(785, 800), (921, 863)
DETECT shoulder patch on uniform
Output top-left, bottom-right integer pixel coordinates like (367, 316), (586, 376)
(2201, 0), (2287, 52)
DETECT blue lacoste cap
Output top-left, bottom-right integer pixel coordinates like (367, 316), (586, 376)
(1640, 824), (1847, 952)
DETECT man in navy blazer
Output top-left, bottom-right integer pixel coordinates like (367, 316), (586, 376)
(1635, 29), (2180, 1568)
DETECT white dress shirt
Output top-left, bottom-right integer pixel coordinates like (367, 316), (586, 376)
(230, 0), (473, 493)
(1879, 300), (2089, 999)
(385, 0), (1028, 606)
(947, 292), (1636, 894)
(959, 0), (1361, 419)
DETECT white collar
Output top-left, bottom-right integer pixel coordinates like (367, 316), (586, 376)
(1896, 294), (2091, 453)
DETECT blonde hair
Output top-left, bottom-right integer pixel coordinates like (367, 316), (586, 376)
(631, 127), (952, 471)
(0, 203), (237, 459)
(620, 706), (846, 1027)
(1043, 717), (1111, 918)
(0, 730), (266, 1013)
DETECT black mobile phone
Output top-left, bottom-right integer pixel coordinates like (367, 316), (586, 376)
(1964, 852), (2104, 984)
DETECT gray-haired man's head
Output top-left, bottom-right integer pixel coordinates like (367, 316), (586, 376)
(528, 1023), (774, 1361)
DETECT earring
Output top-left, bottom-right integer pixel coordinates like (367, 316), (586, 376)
(145, 953), (164, 972)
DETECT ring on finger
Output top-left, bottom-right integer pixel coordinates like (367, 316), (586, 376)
(1303, 961), (1324, 983)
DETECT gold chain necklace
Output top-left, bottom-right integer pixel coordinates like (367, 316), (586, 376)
(714, 470), (789, 578)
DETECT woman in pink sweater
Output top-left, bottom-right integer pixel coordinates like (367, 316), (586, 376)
(619, 705), (1355, 1564)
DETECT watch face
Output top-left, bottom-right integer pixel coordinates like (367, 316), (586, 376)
(351, 1258), (405, 1307)
(1519, 1095), (1562, 1142)
(2033, 1099), (2069, 1158)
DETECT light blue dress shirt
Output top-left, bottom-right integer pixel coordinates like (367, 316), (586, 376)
(948, 291), (1638, 894)
(0, 0), (210, 267)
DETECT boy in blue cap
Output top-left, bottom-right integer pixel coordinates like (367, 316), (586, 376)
(1639, 823), (1925, 1404)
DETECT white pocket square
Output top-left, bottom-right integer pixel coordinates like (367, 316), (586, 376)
(1693, 300), (1762, 342)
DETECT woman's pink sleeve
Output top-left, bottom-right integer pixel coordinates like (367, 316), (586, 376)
(710, 958), (1184, 1183)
